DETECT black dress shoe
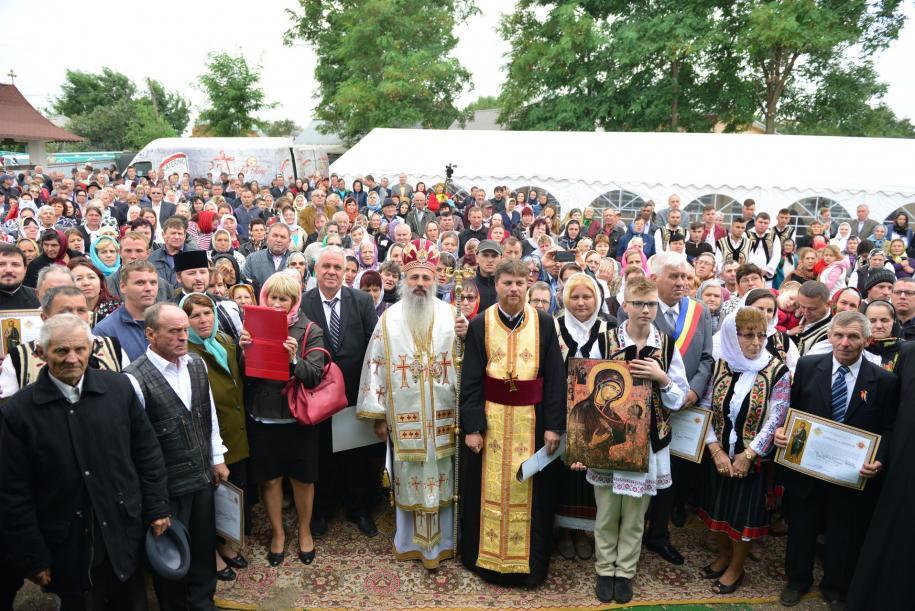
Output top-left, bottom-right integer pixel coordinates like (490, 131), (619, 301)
(216, 566), (236, 581)
(298, 548), (316, 565)
(219, 551), (248, 569)
(700, 563), (726, 579)
(711, 571), (744, 594)
(595, 575), (614, 603)
(614, 577), (633, 604)
(349, 515), (379, 537)
(311, 516), (328, 539)
(671, 504), (687, 527)
(267, 551), (285, 567)
(646, 542), (684, 565)
(779, 585), (809, 607)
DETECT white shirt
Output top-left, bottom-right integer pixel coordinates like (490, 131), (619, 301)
(126, 348), (226, 465)
(832, 355), (863, 415)
(271, 253), (285, 271)
(48, 373), (84, 404)
(320, 288), (343, 330)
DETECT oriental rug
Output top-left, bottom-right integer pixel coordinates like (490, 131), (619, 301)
(214, 504), (826, 610)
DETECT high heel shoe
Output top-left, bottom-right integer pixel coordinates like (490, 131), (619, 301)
(298, 548), (316, 565)
(267, 550), (285, 567)
(219, 551), (248, 569)
(216, 566), (236, 581)
(712, 571), (745, 594)
(700, 563), (726, 579)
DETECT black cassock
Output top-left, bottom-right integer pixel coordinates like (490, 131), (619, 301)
(458, 306), (566, 587)
(847, 341), (913, 610)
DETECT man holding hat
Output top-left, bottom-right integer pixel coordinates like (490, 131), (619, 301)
(475, 240), (502, 311)
(0, 314), (170, 610)
(173, 251), (242, 342)
(124, 303), (229, 611)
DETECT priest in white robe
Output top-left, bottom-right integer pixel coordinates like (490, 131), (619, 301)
(357, 239), (466, 569)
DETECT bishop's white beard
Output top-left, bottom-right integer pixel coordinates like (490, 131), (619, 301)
(399, 280), (436, 333)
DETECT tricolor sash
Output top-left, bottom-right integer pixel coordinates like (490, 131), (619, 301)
(671, 297), (703, 357)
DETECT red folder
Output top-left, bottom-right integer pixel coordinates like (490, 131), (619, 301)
(242, 305), (290, 381)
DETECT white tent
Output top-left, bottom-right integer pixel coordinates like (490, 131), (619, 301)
(330, 128), (915, 224)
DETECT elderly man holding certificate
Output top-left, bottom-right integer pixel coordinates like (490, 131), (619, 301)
(773, 310), (897, 608)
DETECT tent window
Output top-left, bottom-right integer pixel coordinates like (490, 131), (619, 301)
(884, 203), (915, 223)
(512, 186), (559, 209)
(590, 190), (645, 220)
(789, 197), (850, 237)
(685, 194), (741, 225)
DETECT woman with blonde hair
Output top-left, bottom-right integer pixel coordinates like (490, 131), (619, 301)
(240, 272), (328, 566)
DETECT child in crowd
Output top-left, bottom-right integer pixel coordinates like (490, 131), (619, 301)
(571, 277), (689, 605)
(775, 281), (801, 333)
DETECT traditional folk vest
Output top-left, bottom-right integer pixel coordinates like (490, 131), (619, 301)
(658, 226), (681, 251)
(767, 331), (790, 367)
(771, 225), (794, 245)
(748, 230), (777, 261)
(555, 314), (611, 363)
(605, 327), (675, 452)
(717, 235), (751, 265)
(11, 336), (123, 390)
(709, 357), (787, 455)
(795, 315), (831, 355)
(125, 355), (213, 497)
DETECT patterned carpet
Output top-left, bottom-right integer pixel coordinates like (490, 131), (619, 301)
(214, 503), (826, 610)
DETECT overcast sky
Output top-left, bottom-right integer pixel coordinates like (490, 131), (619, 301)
(2, 0), (913, 134)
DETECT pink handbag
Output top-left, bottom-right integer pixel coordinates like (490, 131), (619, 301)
(283, 323), (349, 426)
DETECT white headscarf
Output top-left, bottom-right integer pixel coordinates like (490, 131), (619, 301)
(562, 273), (601, 353)
(714, 310), (773, 456)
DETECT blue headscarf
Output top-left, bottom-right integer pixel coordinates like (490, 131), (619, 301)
(89, 236), (121, 277)
(178, 293), (231, 374)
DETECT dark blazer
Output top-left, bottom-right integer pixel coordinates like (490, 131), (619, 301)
(782, 353), (898, 497)
(138, 201), (177, 225)
(0, 368), (169, 594)
(300, 285), (378, 404)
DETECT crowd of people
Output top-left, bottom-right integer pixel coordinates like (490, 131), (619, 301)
(0, 163), (913, 610)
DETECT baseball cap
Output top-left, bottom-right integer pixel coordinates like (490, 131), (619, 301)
(478, 240), (502, 255)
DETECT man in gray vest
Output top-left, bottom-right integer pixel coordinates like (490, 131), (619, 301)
(124, 303), (229, 611)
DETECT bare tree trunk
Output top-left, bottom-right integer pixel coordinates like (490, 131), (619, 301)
(670, 60), (680, 130)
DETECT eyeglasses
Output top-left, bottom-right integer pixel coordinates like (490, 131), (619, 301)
(893, 289), (915, 297)
(530, 298), (551, 306)
(736, 332), (767, 341)
(626, 300), (658, 310)
(459, 294), (478, 302)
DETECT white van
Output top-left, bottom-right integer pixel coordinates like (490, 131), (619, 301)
(128, 137), (330, 183)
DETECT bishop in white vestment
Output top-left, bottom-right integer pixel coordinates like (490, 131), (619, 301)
(357, 239), (459, 569)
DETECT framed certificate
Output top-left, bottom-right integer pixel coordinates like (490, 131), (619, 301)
(214, 481), (245, 547)
(669, 407), (713, 463)
(775, 408), (881, 491)
(0, 309), (42, 359)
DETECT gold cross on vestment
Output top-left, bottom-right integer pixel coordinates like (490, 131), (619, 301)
(395, 355), (410, 389)
(505, 370), (518, 392)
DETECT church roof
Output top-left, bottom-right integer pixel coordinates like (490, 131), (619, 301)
(0, 84), (83, 142)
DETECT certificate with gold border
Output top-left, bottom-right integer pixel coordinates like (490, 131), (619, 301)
(669, 407), (712, 463)
(775, 408), (880, 491)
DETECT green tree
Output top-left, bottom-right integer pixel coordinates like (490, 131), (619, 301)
(125, 100), (178, 149)
(464, 95), (499, 112)
(65, 99), (139, 150)
(262, 119), (301, 137)
(52, 67), (136, 118)
(146, 78), (191, 134)
(497, 0), (909, 137)
(721, 0), (907, 133)
(197, 52), (274, 136)
(285, 0), (476, 145)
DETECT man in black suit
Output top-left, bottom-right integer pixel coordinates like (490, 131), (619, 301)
(775, 310), (898, 608)
(142, 184), (177, 225)
(300, 246), (382, 537)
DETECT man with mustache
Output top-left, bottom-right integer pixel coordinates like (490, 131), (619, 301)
(357, 239), (468, 569)
(0, 243), (39, 310)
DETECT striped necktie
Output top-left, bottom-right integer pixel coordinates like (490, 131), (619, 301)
(325, 298), (341, 351)
(831, 365), (850, 422)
